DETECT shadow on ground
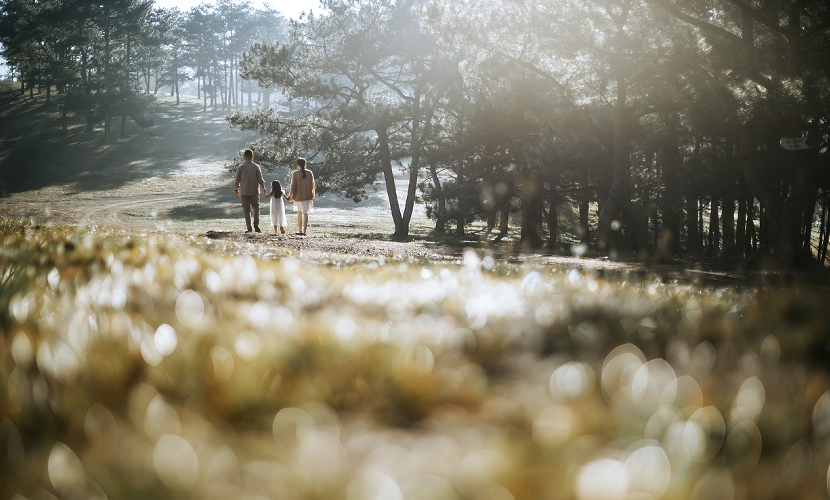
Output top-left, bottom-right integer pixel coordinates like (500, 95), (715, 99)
(0, 93), (257, 196)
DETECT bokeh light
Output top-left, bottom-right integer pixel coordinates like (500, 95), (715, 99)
(1, 223), (829, 500)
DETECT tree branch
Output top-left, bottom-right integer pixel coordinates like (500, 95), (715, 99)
(727, 0), (793, 41)
(646, 0), (743, 45)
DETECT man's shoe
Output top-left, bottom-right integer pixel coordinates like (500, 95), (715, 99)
(245, 229), (253, 233)
(255, 227), (261, 233)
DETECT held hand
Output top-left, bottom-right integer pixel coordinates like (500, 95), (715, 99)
(235, 190), (240, 197)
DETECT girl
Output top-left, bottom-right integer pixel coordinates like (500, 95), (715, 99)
(265, 180), (289, 234)
(287, 157), (315, 236)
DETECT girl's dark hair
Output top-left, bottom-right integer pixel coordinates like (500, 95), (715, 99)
(272, 180), (282, 195)
(297, 157), (307, 178)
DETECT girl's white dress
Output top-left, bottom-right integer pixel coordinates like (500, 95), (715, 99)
(269, 193), (287, 228)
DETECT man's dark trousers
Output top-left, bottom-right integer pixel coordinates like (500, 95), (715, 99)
(241, 194), (260, 231)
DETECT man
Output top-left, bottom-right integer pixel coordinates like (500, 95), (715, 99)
(234, 148), (266, 233)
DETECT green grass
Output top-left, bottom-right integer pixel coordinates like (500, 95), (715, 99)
(1, 220), (830, 499)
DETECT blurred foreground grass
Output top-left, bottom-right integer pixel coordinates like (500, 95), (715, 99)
(2, 218), (830, 500)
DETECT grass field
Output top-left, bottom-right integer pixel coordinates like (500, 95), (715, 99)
(2, 85), (830, 500)
(0, 86), (441, 241)
(2, 219), (830, 500)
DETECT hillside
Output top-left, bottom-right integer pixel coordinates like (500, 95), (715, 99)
(0, 88), (431, 239)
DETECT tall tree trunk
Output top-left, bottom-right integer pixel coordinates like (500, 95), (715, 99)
(579, 168), (590, 244)
(819, 193), (829, 264)
(226, 58), (232, 111)
(455, 124), (465, 237)
(548, 193), (559, 250)
(173, 51), (180, 105)
(203, 76), (209, 111)
(520, 169), (543, 249)
(404, 102), (422, 238)
(122, 34), (131, 137)
(685, 194), (698, 254)
(378, 126), (407, 239)
(802, 186), (818, 255)
(816, 195), (827, 263)
(698, 198), (705, 253)
(596, 42), (631, 253)
(82, 49), (94, 133)
(705, 199), (716, 256)
(499, 202), (510, 240)
(660, 112), (682, 257)
(429, 164), (447, 234)
(746, 197), (757, 255)
(760, 207), (769, 249)
(486, 176), (496, 231)
(686, 139), (701, 254)
(103, 8), (112, 142)
(722, 191), (735, 258)
(61, 92), (69, 134)
(736, 191), (746, 259)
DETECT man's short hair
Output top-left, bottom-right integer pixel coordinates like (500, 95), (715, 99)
(243, 148), (254, 159)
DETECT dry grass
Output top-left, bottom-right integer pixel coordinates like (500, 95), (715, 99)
(3, 85), (830, 500)
(2, 219), (830, 500)
(0, 90), (447, 241)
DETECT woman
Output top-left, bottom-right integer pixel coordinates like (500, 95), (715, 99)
(287, 157), (315, 236)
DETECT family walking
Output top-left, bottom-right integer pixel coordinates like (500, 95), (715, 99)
(234, 149), (316, 235)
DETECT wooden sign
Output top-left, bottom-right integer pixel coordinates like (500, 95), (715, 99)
(780, 137), (809, 150)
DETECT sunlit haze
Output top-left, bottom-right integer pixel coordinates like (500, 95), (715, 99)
(152, 0), (323, 20)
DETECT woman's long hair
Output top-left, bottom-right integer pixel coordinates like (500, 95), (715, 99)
(297, 157), (307, 178)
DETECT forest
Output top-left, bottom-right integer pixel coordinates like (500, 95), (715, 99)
(0, 0), (287, 133)
(3, 0), (830, 267)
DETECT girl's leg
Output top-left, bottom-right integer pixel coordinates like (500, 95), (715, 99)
(302, 213), (309, 234)
(280, 226), (285, 234)
(274, 226), (278, 234)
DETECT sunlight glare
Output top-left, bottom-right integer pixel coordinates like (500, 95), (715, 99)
(347, 470), (403, 500)
(624, 445), (671, 498)
(153, 434), (199, 491)
(576, 458), (627, 500)
(154, 324), (178, 356)
(48, 443), (85, 493)
(532, 405), (574, 447)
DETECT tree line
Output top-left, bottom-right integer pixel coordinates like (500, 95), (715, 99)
(229, 0), (830, 266)
(0, 0), (286, 140)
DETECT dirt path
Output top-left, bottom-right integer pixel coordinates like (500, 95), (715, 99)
(1, 193), (199, 227)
